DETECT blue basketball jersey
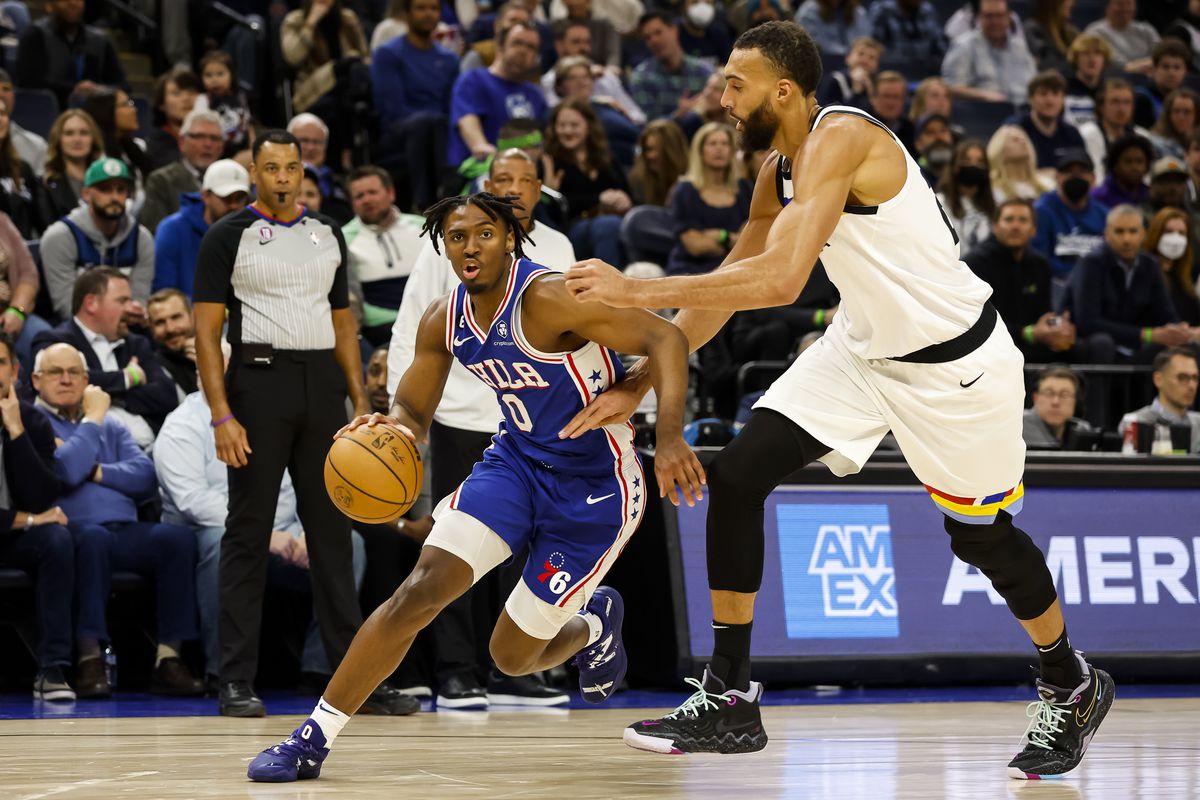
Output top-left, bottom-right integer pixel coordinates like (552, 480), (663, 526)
(446, 257), (635, 476)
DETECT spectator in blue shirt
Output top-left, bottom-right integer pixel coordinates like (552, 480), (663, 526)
(0, 332), (74, 701)
(795, 0), (874, 57)
(1034, 149), (1110, 283)
(372, 0), (459, 129)
(153, 159), (250, 299)
(448, 22), (547, 166)
(630, 12), (713, 123)
(32, 342), (202, 698)
(870, 0), (948, 78)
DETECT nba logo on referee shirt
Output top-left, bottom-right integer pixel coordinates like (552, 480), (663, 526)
(776, 504), (899, 638)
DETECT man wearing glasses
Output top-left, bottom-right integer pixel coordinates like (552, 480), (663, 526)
(142, 109), (228, 233)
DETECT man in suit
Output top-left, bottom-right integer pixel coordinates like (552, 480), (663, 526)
(32, 268), (178, 449)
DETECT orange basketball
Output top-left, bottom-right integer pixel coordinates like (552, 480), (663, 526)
(323, 423), (423, 524)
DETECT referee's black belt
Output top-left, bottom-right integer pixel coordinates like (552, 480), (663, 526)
(890, 302), (998, 364)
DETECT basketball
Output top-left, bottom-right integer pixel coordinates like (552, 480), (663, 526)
(323, 423), (423, 524)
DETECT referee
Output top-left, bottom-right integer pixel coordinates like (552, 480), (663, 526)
(194, 130), (417, 718)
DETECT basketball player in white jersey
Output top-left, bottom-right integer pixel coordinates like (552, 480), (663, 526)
(562, 21), (1113, 779)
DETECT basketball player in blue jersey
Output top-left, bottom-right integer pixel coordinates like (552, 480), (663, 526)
(563, 21), (1113, 779)
(246, 193), (705, 783)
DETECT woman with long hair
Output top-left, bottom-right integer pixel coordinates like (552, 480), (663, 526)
(544, 98), (631, 268)
(793, 0), (871, 56)
(80, 87), (152, 195)
(988, 124), (1054, 203)
(909, 77), (953, 122)
(1145, 207), (1200, 325)
(1149, 88), (1199, 160)
(146, 66), (200, 171)
(0, 210), (52, 363)
(281, 0), (369, 170)
(40, 109), (104, 221)
(628, 120), (689, 207)
(937, 139), (994, 256)
(1026, 0), (1077, 74)
(666, 122), (750, 276)
(0, 97), (46, 239)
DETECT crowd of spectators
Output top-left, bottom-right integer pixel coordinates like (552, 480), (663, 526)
(2, 0), (1200, 705)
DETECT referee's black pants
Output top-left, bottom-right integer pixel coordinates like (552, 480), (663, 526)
(220, 349), (362, 683)
(428, 420), (522, 683)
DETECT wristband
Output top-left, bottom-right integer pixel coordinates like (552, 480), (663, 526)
(211, 414), (235, 428)
(718, 228), (730, 246)
(1143, 327), (1153, 344)
(1023, 325), (1035, 344)
(126, 366), (141, 387)
(4, 306), (25, 320)
(815, 308), (826, 327)
(24, 513), (33, 531)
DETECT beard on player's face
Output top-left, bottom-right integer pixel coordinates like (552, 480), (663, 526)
(739, 97), (780, 152)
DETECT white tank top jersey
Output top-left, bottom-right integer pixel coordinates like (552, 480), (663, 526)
(776, 105), (993, 360)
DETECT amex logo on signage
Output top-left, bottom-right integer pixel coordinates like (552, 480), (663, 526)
(776, 504), (900, 639)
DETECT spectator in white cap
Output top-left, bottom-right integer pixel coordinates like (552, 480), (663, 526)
(152, 158), (249, 299)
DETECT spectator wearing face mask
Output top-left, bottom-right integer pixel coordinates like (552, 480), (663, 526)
(677, 0), (733, 63)
(1033, 148), (1109, 281)
(937, 138), (994, 256)
(1146, 206), (1200, 325)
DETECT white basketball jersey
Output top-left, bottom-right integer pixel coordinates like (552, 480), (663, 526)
(777, 105), (993, 359)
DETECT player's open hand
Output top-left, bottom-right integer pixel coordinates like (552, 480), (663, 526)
(336, 412), (416, 443)
(558, 381), (641, 439)
(564, 259), (634, 307)
(654, 435), (706, 508)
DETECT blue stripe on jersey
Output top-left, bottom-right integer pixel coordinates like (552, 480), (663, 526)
(448, 257), (634, 476)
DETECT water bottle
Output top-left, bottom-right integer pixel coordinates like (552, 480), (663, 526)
(103, 643), (117, 690)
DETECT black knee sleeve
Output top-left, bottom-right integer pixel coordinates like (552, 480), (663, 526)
(944, 512), (1057, 620)
(706, 410), (830, 594)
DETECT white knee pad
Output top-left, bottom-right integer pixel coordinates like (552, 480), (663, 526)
(423, 509), (512, 584)
(504, 580), (588, 641)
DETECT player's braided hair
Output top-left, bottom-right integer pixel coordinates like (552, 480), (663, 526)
(421, 192), (530, 259)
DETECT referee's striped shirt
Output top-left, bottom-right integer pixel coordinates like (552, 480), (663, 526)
(193, 205), (350, 350)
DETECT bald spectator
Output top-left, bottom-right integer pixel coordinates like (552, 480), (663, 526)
(942, 0), (1037, 105)
(14, 0), (127, 109)
(32, 342), (201, 698)
(1083, 0), (1159, 74)
(141, 110), (226, 234)
(629, 12), (713, 123)
(1066, 204), (1195, 362)
(448, 22), (548, 166)
(286, 114), (353, 225)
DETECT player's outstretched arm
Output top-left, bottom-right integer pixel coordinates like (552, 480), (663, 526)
(526, 275), (705, 507)
(341, 296), (454, 445)
(560, 156), (785, 435)
(565, 121), (870, 312)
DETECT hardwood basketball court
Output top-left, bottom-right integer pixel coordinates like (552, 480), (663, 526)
(3, 694), (1197, 799)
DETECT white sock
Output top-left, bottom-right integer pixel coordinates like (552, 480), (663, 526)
(309, 697), (351, 749)
(579, 611), (603, 647)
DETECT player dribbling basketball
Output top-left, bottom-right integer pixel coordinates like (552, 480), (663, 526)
(247, 193), (705, 782)
(563, 21), (1113, 779)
